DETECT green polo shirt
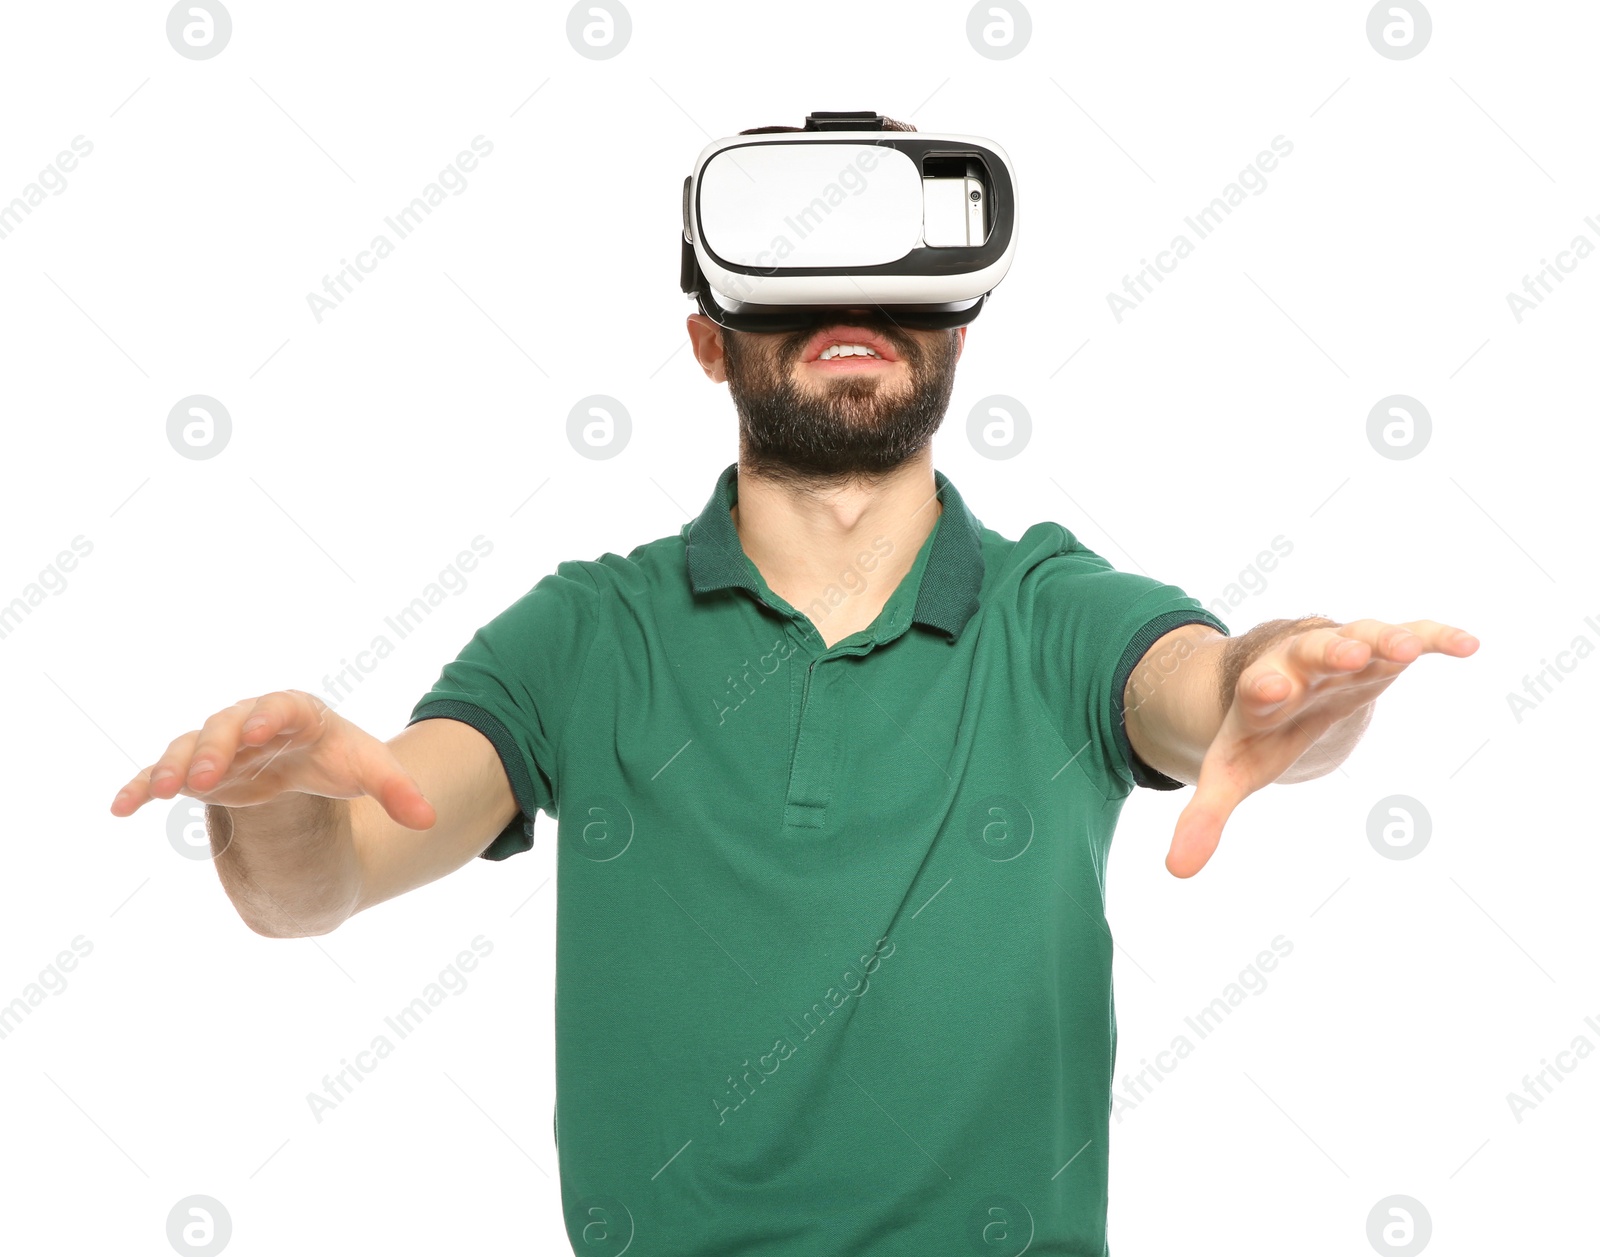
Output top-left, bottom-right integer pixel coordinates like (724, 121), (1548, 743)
(408, 461), (1229, 1257)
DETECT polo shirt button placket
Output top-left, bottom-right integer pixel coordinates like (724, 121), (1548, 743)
(784, 648), (838, 832)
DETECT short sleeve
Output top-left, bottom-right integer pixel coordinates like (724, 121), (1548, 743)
(407, 561), (600, 860)
(1029, 534), (1230, 797)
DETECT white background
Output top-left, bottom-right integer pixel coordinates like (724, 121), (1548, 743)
(1, 1), (1594, 1253)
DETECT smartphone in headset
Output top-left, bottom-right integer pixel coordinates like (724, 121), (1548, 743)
(922, 160), (988, 247)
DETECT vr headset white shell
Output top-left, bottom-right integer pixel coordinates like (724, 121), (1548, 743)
(680, 110), (1019, 332)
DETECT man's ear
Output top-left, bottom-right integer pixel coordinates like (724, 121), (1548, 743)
(687, 313), (730, 383)
(956, 325), (968, 360)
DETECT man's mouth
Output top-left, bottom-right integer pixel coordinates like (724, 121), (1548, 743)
(799, 324), (901, 371)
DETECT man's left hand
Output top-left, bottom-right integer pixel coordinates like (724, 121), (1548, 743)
(1167, 619), (1479, 878)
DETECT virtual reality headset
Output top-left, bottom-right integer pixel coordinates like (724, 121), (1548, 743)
(679, 110), (1018, 333)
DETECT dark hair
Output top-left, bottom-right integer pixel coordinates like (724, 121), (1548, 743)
(739, 117), (917, 135)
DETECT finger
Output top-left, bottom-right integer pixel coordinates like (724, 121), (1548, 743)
(186, 699), (257, 791)
(1327, 619), (1426, 667)
(281, 688), (333, 734)
(1333, 618), (1480, 664)
(239, 690), (330, 748)
(1234, 625), (1393, 731)
(1396, 619), (1480, 657)
(1282, 626), (1375, 677)
(354, 742), (437, 831)
(1232, 628), (1361, 732)
(1166, 752), (1248, 878)
(146, 731), (201, 800)
(1232, 655), (1306, 729)
(238, 693), (284, 745)
(109, 765), (157, 817)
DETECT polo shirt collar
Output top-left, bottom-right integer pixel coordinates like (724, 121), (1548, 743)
(684, 461), (984, 642)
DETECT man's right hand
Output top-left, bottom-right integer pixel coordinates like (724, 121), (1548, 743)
(108, 689), (436, 831)
(109, 687), (516, 935)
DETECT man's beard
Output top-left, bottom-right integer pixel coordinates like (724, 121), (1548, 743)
(722, 317), (959, 486)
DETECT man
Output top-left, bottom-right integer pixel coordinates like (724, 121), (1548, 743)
(110, 118), (1477, 1256)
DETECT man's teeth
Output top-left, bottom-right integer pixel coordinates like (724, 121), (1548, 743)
(818, 343), (882, 360)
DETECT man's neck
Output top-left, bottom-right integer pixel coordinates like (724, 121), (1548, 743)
(730, 452), (943, 648)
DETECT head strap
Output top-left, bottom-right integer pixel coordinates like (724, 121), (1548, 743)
(803, 110), (887, 131)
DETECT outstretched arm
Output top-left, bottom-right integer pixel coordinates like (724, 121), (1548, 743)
(1123, 615), (1480, 878)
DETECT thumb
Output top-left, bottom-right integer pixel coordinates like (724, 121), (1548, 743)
(359, 747), (437, 831)
(1166, 762), (1243, 879)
